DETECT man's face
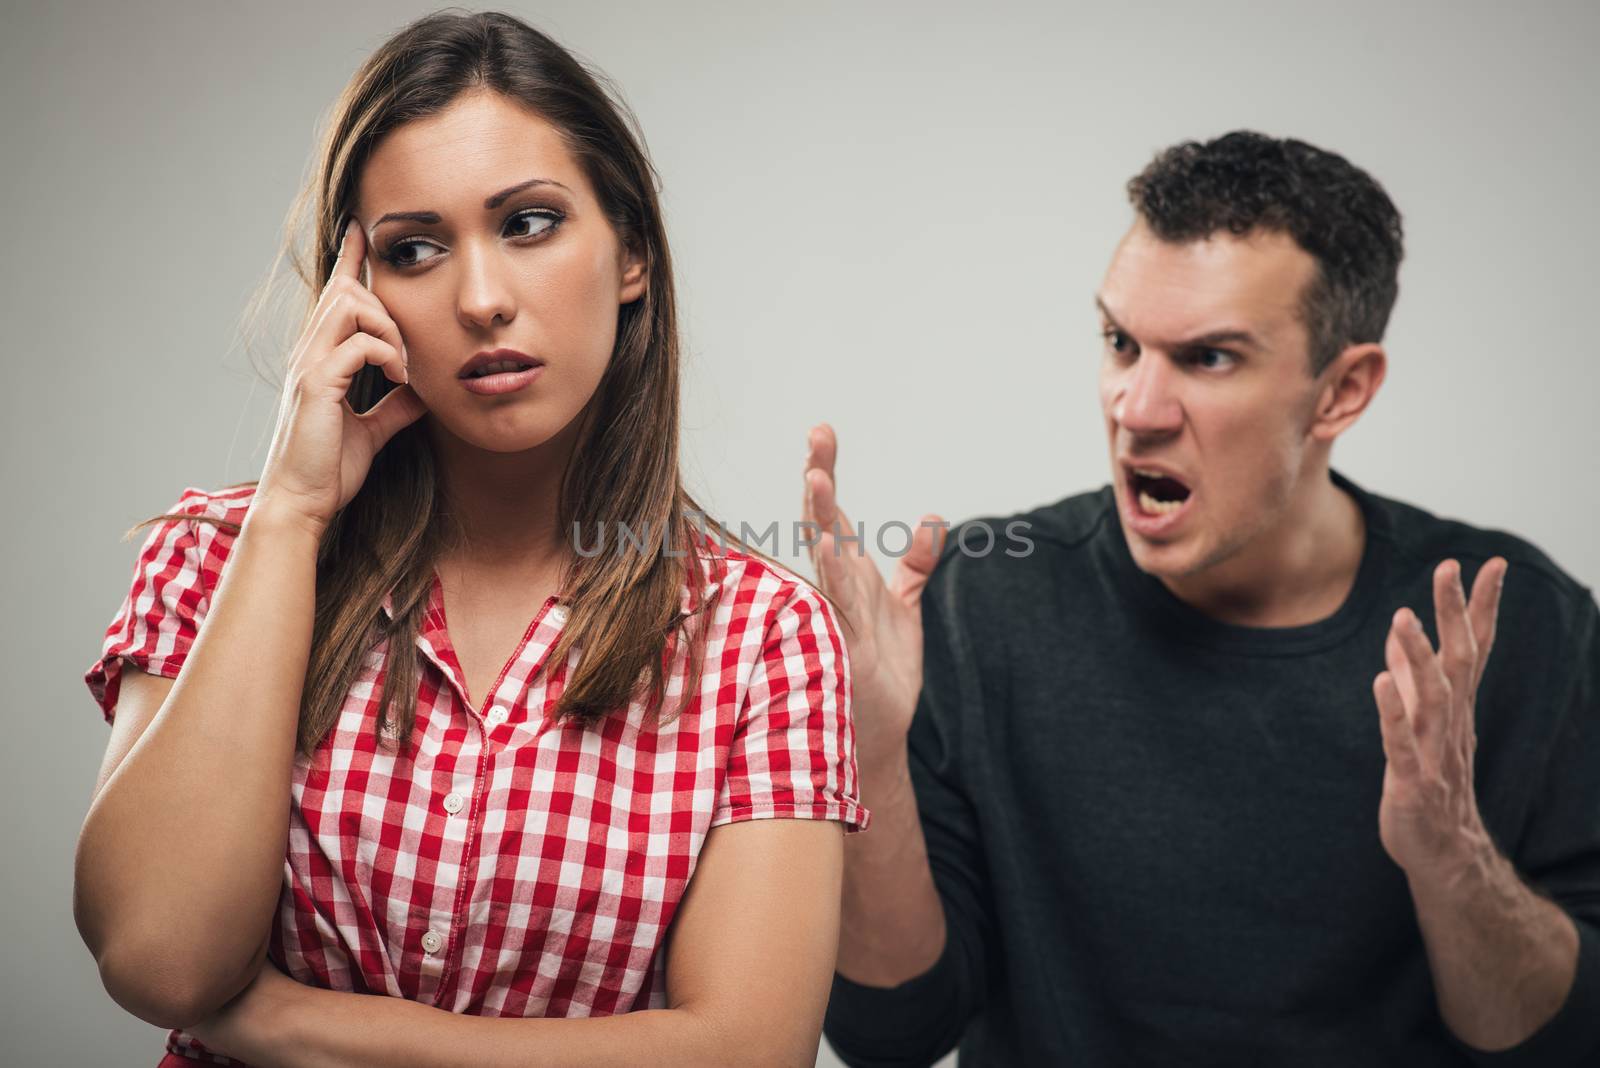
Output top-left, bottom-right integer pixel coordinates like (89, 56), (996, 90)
(1097, 219), (1328, 580)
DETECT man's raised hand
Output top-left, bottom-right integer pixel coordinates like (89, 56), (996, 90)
(803, 424), (945, 767)
(1374, 557), (1508, 879)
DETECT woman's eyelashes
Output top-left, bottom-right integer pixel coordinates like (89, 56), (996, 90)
(377, 207), (566, 269)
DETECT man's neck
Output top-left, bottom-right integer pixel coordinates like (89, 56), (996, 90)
(1158, 469), (1367, 629)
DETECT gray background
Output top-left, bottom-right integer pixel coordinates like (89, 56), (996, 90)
(5, 1), (1597, 1064)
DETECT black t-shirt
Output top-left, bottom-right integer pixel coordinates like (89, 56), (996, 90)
(824, 469), (1600, 1068)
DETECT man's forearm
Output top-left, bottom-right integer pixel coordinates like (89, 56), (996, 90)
(837, 746), (948, 987)
(1408, 843), (1580, 1052)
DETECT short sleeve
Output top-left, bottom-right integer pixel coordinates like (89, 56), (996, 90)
(710, 583), (870, 833)
(83, 488), (231, 724)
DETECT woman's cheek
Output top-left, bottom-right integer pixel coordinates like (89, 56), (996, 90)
(545, 269), (621, 373)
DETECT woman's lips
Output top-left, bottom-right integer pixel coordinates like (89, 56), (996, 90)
(459, 364), (545, 396)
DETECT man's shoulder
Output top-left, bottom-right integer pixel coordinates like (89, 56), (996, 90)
(924, 486), (1116, 606)
(1357, 475), (1594, 615)
(1004, 484), (1119, 550)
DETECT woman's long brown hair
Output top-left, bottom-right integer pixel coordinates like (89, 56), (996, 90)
(132, 10), (809, 757)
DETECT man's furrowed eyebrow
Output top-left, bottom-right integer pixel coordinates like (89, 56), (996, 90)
(1181, 329), (1260, 351)
(370, 177), (574, 229)
(1094, 298), (1260, 351)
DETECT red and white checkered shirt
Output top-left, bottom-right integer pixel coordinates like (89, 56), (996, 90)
(85, 485), (869, 1066)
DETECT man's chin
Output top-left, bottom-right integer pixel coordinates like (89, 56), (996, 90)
(1122, 526), (1205, 580)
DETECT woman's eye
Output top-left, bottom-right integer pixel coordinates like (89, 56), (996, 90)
(379, 210), (563, 270)
(507, 209), (561, 239)
(383, 239), (443, 268)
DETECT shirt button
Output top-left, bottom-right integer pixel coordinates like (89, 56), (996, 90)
(550, 604), (569, 624)
(487, 705), (509, 726)
(421, 929), (443, 954)
(442, 792), (465, 815)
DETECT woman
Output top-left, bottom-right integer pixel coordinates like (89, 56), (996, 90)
(74, 11), (867, 1066)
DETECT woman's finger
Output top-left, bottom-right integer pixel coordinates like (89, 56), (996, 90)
(328, 332), (407, 389)
(304, 282), (407, 378)
(356, 383), (428, 451)
(330, 216), (366, 285)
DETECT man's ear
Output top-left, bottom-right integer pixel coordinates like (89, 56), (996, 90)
(618, 238), (648, 304)
(1310, 342), (1387, 443)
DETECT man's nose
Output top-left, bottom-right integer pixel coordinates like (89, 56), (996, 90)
(1114, 354), (1183, 436)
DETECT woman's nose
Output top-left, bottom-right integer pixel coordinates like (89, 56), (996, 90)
(455, 240), (517, 329)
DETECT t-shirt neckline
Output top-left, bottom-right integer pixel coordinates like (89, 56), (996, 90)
(1101, 467), (1390, 657)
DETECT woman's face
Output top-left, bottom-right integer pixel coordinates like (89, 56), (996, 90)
(354, 88), (646, 454)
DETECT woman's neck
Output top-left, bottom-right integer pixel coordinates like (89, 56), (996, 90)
(426, 416), (577, 577)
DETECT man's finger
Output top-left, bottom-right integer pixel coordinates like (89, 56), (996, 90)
(1391, 608), (1453, 771)
(806, 465), (852, 535)
(802, 423), (837, 534)
(1466, 556), (1507, 688)
(1385, 626), (1421, 726)
(890, 513), (947, 601)
(1375, 670), (1422, 782)
(814, 529), (858, 632)
(1385, 613), (1437, 760)
(807, 423), (838, 488)
(805, 467), (872, 596)
(1394, 607), (1449, 705)
(1433, 560), (1476, 702)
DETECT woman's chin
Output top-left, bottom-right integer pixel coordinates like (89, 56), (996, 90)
(427, 410), (573, 455)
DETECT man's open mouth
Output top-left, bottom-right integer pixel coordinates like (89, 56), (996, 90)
(1128, 467), (1192, 516)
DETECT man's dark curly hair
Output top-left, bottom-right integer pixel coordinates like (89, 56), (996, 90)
(1127, 131), (1404, 375)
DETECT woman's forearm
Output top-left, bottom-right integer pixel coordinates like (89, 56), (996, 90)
(75, 502), (321, 1025)
(208, 969), (800, 1068)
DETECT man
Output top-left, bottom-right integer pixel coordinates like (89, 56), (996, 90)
(810, 132), (1599, 1066)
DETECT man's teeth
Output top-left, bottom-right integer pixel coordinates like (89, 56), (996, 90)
(1138, 490), (1184, 515)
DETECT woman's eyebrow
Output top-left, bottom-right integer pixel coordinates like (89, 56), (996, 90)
(371, 177), (574, 229)
(485, 176), (571, 209)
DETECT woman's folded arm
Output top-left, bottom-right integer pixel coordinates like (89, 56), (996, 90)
(193, 815), (847, 1068)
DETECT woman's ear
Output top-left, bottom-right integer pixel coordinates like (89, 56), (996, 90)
(618, 239), (648, 304)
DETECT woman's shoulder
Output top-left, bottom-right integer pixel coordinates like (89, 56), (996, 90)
(161, 482), (259, 523)
(691, 524), (839, 635)
(141, 482), (259, 571)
